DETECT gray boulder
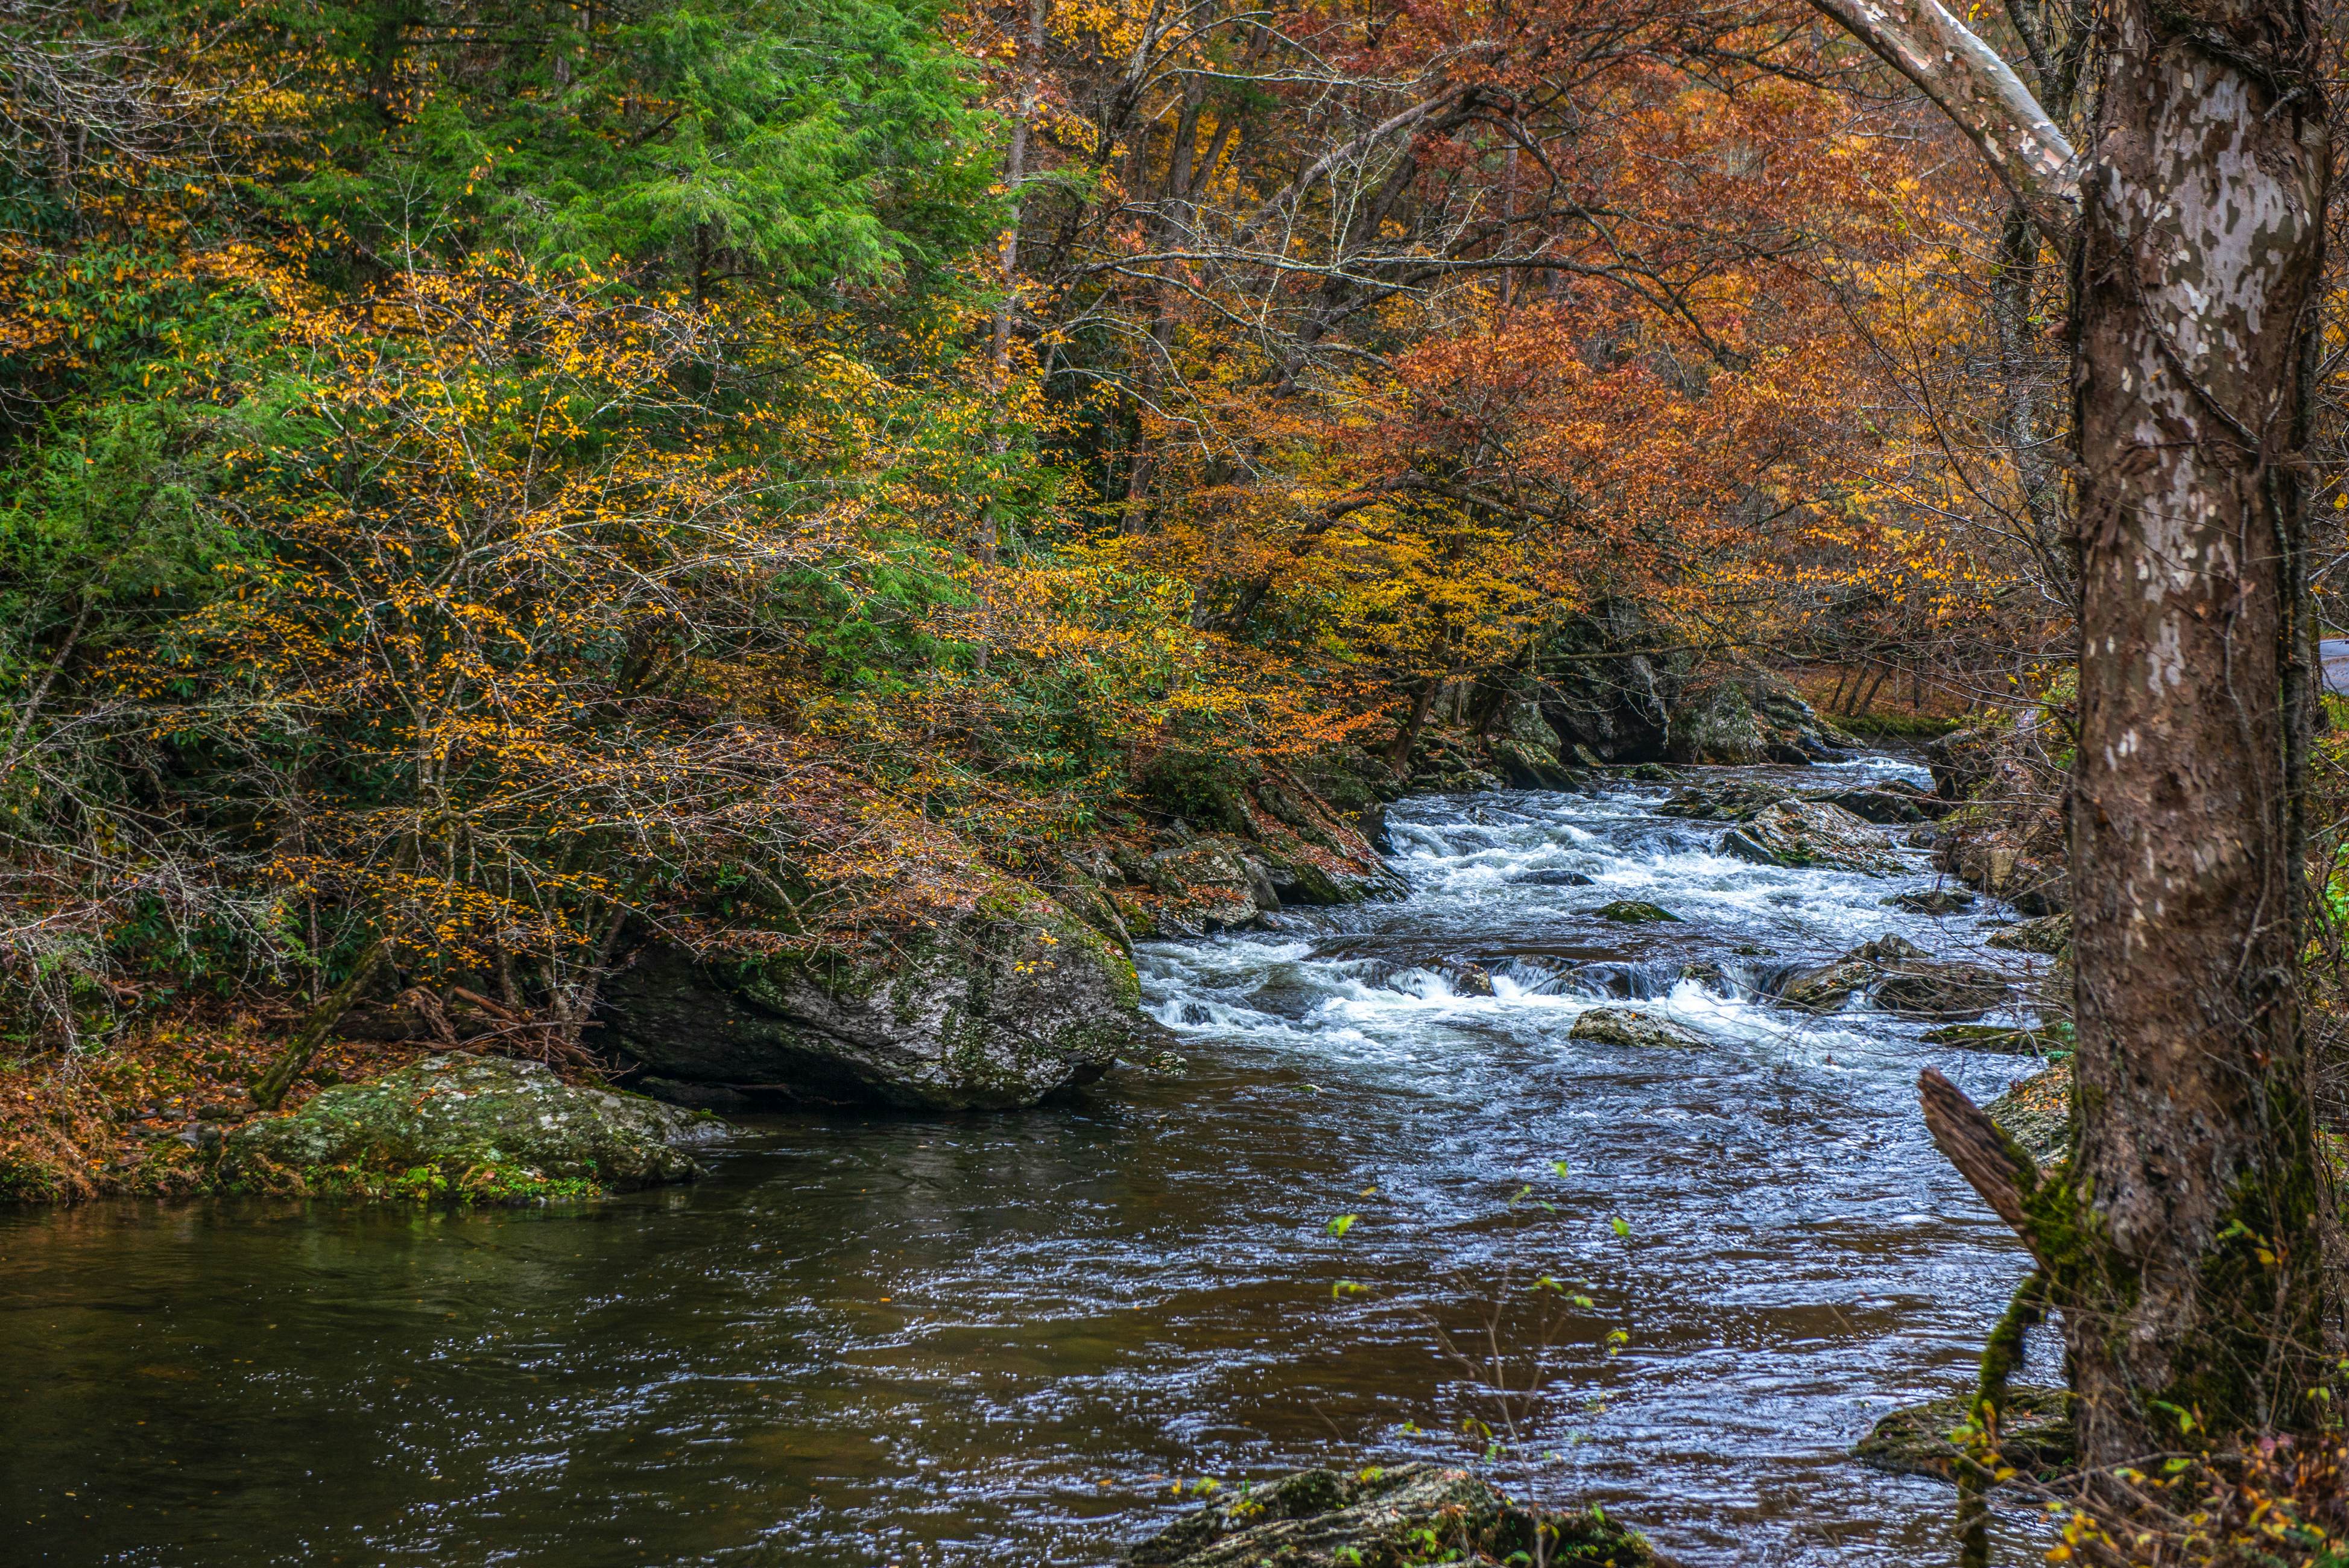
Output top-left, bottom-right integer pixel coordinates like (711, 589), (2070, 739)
(598, 893), (1152, 1110)
(1657, 779), (1800, 821)
(1719, 801), (1906, 876)
(1884, 888), (1976, 915)
(1809, 781), (1956, 825)
(1777, 935), (2010, 1019)
(1667, 677), (1769, 765)
(1122, 1463), (1654, 1568)
(223, 1055), (719, 1198)
(1570, 1007), (1707, 1049)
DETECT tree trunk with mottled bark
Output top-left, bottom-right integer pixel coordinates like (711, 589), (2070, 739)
(2062, 0), (2332, 1461)
(1811, 0), (2337, 1472)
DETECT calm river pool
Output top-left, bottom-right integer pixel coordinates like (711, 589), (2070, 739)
(2, 761), (2062, 1566)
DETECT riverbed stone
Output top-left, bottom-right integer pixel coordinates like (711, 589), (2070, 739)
(1775, 935), (2009, 1019)
(1657, 779), (1799, 821)
(1510, 867), (1595, 887)
(1884, 888), (1976, 915)
(222, 1055), (721, 1198)
(1570, 1007), (1706, 1049)
(1854, 1386), (2075, 1484)
(1807, 780), (1956, 825)
(1594, 899), (1681, 925)
(1718, 800), (1905, 876)
(1122, 1463), (1655, 1567)
(596, 890), (1154, 1110)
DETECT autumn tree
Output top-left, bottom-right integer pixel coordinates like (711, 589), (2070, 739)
(1813, 0), (2336, 1488)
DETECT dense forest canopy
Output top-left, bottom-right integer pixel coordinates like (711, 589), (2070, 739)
(1, 0), (2114, 1030)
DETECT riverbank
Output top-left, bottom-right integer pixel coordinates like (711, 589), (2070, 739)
(4, 759), (2066, 1567)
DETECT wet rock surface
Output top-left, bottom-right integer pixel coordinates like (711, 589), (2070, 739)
(1775, 935), (2011, 1020)
(1569, 1008), (1707, 1049)
(1853, 1386), (2075, 1484)
(1883, 888), (1976, 915)
(1595, 899), (1681, 925)
(599, 893), (1152, 1110)
(1718, 801), (1906, 876)
(1123, 1464), (1655, 1568)
(224, 1055), (721, 1197)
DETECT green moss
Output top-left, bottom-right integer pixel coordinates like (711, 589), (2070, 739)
(268, 1159), (607, 1204)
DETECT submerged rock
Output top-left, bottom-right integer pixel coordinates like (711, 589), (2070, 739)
(1718, 801), (1905, 876)
(223, 1055), (719, 1198)
(1854, 1386), (2075, 1484)
(1122, 1463), (1654, 1568)
(1595, 899), (1681, 925)
(1570, 1008), (1706, 1049)
(598, 893), (1154, 1110)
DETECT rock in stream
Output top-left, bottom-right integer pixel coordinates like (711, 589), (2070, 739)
(224, 1055), (721, 1198)
(1123, 1463), (1655, 1567)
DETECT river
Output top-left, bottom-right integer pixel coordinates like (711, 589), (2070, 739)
(2, 760), (2059, 1566)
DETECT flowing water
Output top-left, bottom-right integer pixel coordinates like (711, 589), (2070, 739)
(2, 761), (2063, 1567)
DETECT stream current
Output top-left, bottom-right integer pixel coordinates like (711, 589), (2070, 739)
(4, 759), (2058, 1567)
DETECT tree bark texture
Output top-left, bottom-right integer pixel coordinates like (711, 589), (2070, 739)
(2065, 0), (2331, 1461)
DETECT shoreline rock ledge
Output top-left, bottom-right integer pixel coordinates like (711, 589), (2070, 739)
(597, 893), (1162, 1111)
(1124, 1464), (1657, 1567)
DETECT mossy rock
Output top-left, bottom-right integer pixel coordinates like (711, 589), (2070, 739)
(1985, 1062), (2072, 1168)
(1854, 1386), (2075, 1484)
(1595, 900), (1680, 925)
(222, 1055), (722, 1201)
(1123, 1463), (1655, 1567)
(598, 886), (1156, 1110)
(1719, 801), (1905, 876)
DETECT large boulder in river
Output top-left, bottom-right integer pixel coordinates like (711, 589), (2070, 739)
(223, 1055), (719, 1198)
(597, 894), (1152, 1110)
(1123, 1463), (1655, 1567)
(1668, 668), (1854, 765)
(1777, 935), (2010, 1019)
(1570, 1007), (1706, 1049)
(1718, 800), (1906, 876)
(1807, 780), (1955, 825)
(1657, 779), (1801, 821)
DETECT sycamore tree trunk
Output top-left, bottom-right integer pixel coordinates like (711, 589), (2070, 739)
(2063, 0), (2332, 1458)
(1810, 0), (2335, 1470)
